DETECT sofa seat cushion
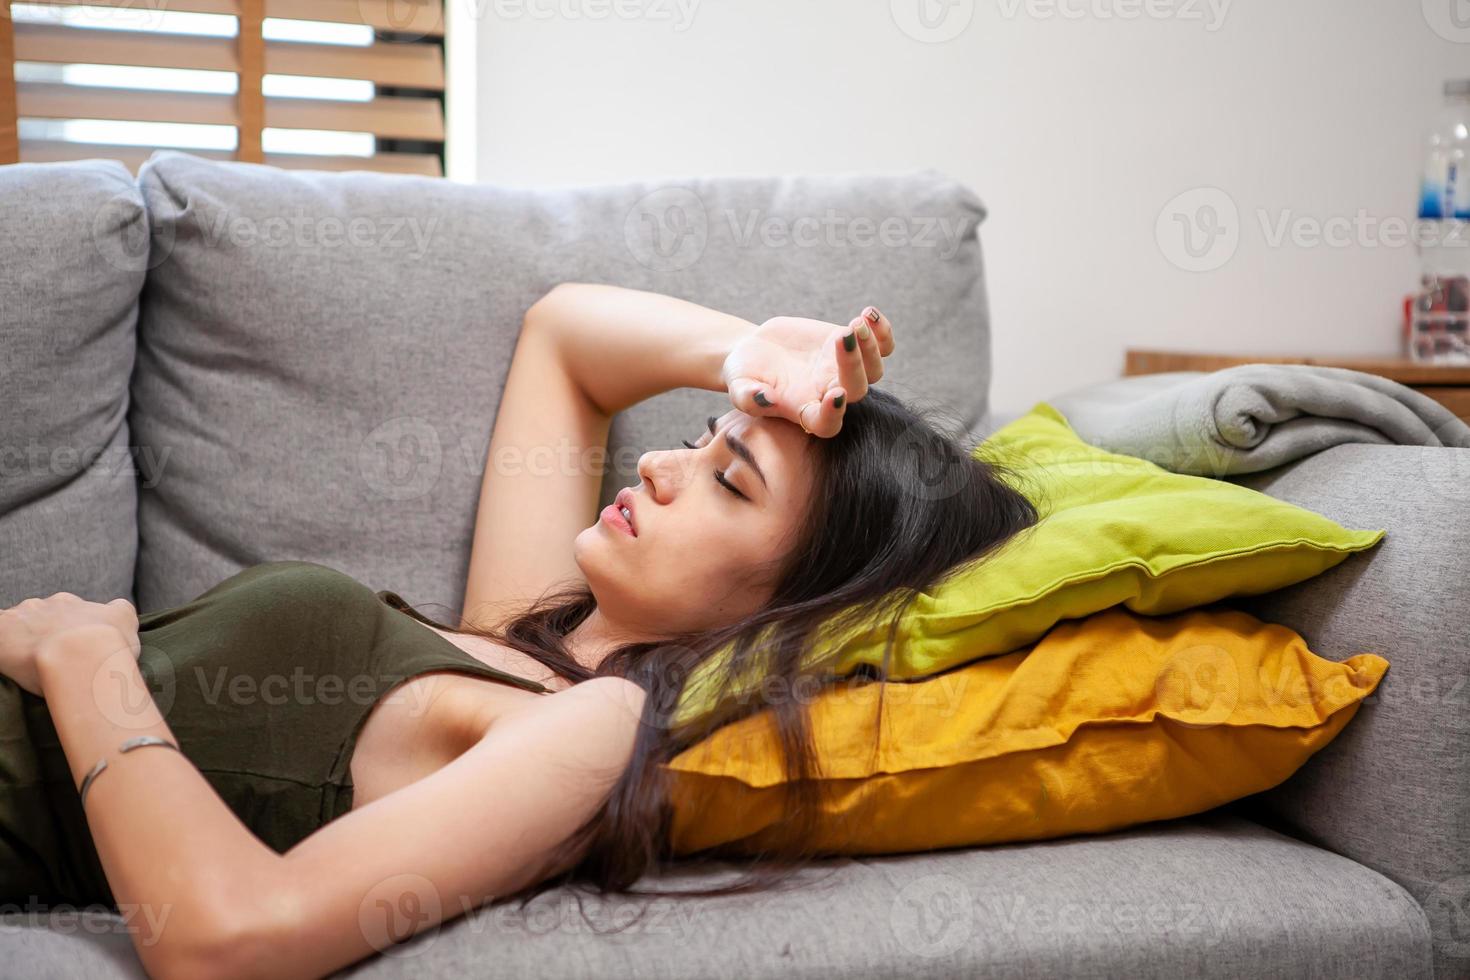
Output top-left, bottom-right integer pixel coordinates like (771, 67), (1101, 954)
(1, 814), (1430, 979)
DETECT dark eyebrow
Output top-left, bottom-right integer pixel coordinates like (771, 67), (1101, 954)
(707, 415), (768, 490)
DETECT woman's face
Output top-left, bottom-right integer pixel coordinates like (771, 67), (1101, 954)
(574, 409), (817, 637)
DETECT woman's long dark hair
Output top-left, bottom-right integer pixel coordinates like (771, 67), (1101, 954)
(414, 387), (1038, 927)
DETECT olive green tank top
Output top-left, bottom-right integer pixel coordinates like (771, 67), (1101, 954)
(0, 560), (552, 910)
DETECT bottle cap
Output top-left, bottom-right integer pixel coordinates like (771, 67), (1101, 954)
(1445, 79), (1470, 97)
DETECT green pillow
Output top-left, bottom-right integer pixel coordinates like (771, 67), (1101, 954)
(671, 402), (1383, 726)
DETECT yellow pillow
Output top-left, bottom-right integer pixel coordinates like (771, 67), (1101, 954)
(670, 403), (1383, 728)
(662, 607), (1387, 857)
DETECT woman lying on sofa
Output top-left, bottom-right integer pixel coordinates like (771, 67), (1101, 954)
(0, 284), (1036, 979)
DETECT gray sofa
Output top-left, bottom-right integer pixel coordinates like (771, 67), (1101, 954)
(1, 151), (1465, 979)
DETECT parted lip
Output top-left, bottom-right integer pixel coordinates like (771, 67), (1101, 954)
(614, 487), (638, 536)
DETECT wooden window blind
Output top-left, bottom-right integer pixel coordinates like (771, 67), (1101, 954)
(0, 0), (446, 176)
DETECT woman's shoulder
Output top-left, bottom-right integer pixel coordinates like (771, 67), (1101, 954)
(554, 674), (648, 718)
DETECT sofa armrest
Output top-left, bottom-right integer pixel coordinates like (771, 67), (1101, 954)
(1226, 444), (1470, 973)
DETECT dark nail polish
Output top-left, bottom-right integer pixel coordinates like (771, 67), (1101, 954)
(753, 391), (772, 407)
(843, 332), (857, 352)
(833, 394), (845, 409)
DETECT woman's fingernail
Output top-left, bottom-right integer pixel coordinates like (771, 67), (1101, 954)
(857, 323), (872, 341)
(753, 391), (772, 407)
(843, 332), (857, 352)
(865, 307), (881, 323)
(833, 394), (845, 409)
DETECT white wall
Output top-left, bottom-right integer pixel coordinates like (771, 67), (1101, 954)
(469, 0), (1465, 413)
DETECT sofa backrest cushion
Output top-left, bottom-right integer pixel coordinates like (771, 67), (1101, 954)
(0, 159), (144, 606)
(131, 151), (992, 613)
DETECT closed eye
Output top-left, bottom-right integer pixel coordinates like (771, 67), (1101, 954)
(714, 469), (747, 500)
(682, 438), (748, 501)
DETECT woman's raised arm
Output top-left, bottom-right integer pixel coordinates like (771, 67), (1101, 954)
(461, 283), (891, 630)
(460, 284), (756, 629)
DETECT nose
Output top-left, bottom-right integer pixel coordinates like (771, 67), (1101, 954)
(636, 448), (689, 504)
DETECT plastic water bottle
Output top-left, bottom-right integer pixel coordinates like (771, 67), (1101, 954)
(1419, 79), (1470, 224)
(1410, 79), (1470, 362)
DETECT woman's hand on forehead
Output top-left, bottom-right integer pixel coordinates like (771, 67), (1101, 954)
(719, 307), (897, 438)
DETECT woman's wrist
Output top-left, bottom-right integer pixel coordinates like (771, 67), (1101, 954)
(36, 624), (135, 690)
(693, 314), (759, 393)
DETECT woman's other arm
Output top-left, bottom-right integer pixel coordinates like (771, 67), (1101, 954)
(36, 624), (289, 980)
(37, 623), (646, 980)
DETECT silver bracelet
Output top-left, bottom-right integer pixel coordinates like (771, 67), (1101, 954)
(77, 736), (183, 809)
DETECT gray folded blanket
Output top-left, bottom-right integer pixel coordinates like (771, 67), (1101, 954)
(1047, 364), (1470, 476)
